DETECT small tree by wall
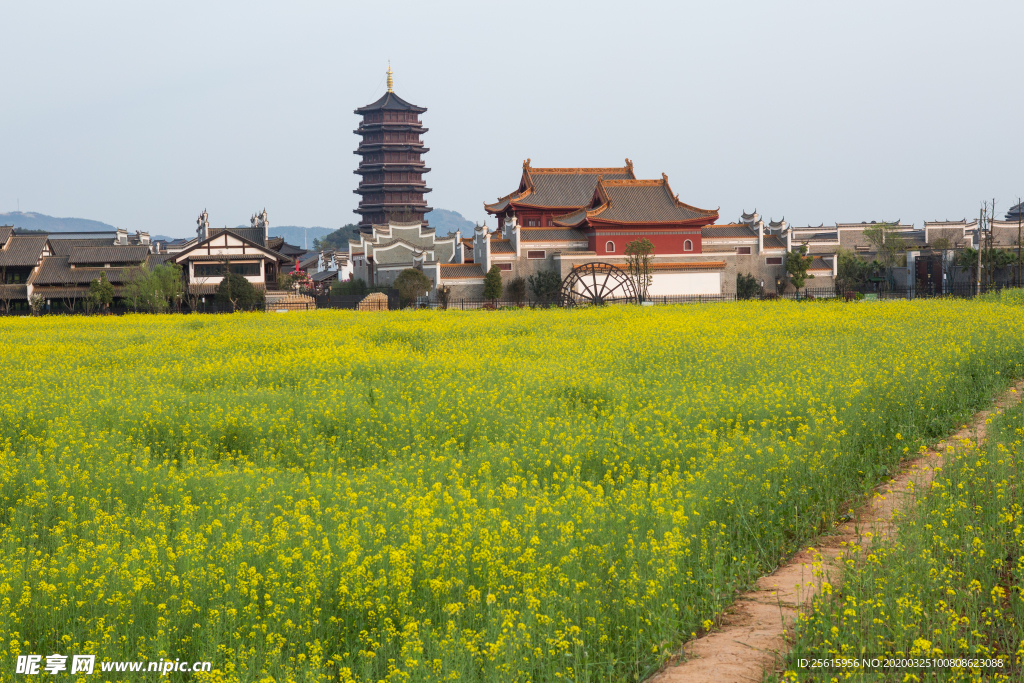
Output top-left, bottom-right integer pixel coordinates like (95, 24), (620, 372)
(736, 273), (760, 300)
(625, 238), (654, 301)
(89, 272), (115, 312)
(394, 268), (432, 308)
(527, 270), (561, 306)
(506, 276), (527, 306)
(483, 265), (503, 303)
(217, 272), (260, 311)
(785, 245), (815, 292)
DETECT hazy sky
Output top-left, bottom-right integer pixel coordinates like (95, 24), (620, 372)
(2, 1), (1021, 238)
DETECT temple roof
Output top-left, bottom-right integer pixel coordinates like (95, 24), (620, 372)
(763, 235), (786, 249)
(0, 226), (12, 246)
(555, 176), (718, 227)
(355, 91), (426, 114)
(485, 159), (636, 213)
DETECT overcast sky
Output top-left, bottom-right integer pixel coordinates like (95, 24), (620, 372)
(1, 1), (1021, 237)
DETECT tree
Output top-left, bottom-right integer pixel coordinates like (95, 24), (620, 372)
(736, 273), (761, 300)
(506, 276), (527, 306)
(217, 272), (261, 311)
(312, 224), (360, 252)
(785, 245), (815, 292)
(483, 265), (503, 303)
(625, 238), (654, 301)
(394, 268), (432, 308)
(436, 284), (452, 310)
(527, 269), (561, 306)
(863, 223), (906, 290)
(332, 278), (369, 297)
(834, 248), (877, 294)
(89, 272), (115, 312)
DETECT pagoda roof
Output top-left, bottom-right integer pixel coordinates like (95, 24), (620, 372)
(485, 159), (636, 213)
(355, 91), (426, 114)
(554, 176), (718, 227)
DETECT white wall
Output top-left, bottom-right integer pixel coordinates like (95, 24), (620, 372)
(648, 272), (721, 296)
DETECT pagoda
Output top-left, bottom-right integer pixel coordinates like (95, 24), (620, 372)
(353, 63), (432, 230)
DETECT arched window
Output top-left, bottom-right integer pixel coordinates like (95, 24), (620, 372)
(684, 240), (693, 251)
(606, 241), (615, 252)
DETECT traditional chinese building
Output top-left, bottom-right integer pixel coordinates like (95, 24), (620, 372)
(353, 64), (432, 230)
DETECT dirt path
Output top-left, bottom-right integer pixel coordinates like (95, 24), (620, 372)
(650, 381), (1024, 683)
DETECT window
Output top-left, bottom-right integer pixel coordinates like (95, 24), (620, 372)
(195, 263), (260, 277)
(606, 241), (616, 252)
(527, 219), (540, 227)
(766, 257), (783, 265)
(527, 250), (546, 259)
(684, 240), (693, 251)
(736, 247), (751, 255)
(546, 217), (554, 226)
(496, 263), (512, 271)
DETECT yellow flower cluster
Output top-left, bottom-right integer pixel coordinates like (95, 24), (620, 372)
(0, 300), (1022, 682)
(779, 403), (1024, 682)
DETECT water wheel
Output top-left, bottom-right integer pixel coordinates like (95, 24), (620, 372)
(559, 262), (639, 307)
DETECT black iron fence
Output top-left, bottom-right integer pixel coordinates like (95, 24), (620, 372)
(2, 283), (1020, 317)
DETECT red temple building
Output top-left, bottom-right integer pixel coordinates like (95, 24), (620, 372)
(552, 175), (719, 255)
(353, 64), (432, 230)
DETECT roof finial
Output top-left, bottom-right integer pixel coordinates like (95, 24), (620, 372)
(386, 61), (393, 93)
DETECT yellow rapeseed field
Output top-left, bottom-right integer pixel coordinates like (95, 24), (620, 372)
(0, 301), (1022, 682)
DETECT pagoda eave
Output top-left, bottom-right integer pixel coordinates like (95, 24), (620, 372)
(354, 205), (433, 214)
(354, 187), (433, 196)
(355, 145), (429, 154)
(354, 125), (428, 135)
(354, 165), (430, 174)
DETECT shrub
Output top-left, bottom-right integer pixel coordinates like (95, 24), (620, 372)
(736, 273), (761, 300)
(332, 278), (369, 297)
(528, 269), (561, 305)
(394, 268), (433, 308)
(483, 265), (503, 302)
(217, 272), (261, 311)
(507, 276), (527, 306)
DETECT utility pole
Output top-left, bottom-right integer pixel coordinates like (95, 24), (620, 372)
(1011, 196), (1019, 286)
(977, 205), (984, 296)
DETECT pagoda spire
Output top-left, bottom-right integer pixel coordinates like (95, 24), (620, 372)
(386, 61), (393, 93)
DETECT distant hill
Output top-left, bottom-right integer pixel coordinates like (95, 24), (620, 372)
(425, 209), (475, 236)
(262, 226), (335, 249)
(0, 211), (118, 233)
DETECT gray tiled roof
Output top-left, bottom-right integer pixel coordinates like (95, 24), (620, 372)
(355, 91), (427, 114)
(439, 263), (485, 278)
(209, 227), (266, 246)
(520, 229), (587, 242)
(0, 235), (49, 267)
(49, 238), (115, 257)
(595, 182), (716, 224)
(552, 209), (587, 227)
(763, 235), (786, 249)
(793, 231), (839, 242)
(490, 240), (515, 254)
(311, 270), (339, 282)
(0, 284), (28, 300)
(68, 245), (151, 265)
(146, 253), (175, 268)
(0, 226), (12, 245)
(29, 287), (93, 299)
(701, 224), (757, 238)
(518, 173), (631, 209)
(32, 256), (144, 285)
(809, 257), (833, 271)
